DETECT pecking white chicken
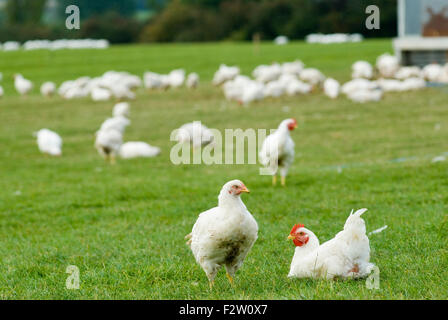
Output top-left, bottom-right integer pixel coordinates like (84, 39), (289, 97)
(259, 118), (297, 186)
(35, 128), (62, 156)
(186, 180), (258, 288)
(287, 208), (375, 280)
(95, 128), (123, 164)
(14, 74), (33, 96)
(119, 141), (161, 159)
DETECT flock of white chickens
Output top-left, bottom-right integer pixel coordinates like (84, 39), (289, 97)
(213, 53), (448, 105)
(0, 39), (109, 52)
(8, 49), (447, 289)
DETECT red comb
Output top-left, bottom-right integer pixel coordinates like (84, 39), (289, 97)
(290, 223), (304, 234)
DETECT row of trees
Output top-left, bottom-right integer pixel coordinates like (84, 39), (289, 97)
(141, 0), (397, 42)
(0, 0), (397, 43)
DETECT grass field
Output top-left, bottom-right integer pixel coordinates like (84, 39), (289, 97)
(0, 40), (447, 299)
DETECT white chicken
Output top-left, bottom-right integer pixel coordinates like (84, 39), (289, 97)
(168, 69), (185, 88)
(185, 180), (258, 288)
(99, 116), (130, 134)
(351, 61), (373, 79)
(112, 102), (130, 118)
(299, 68), (325, 86)
(119, 141), (161, 159)
(95, 129), (123, 164)
(212, 64), (240, 86)
(35, 128), (62, 156)
(347, 89), (382, 103)
(175, 121), (214, 148)
(14, 74), (33, 96)
(288, 208), (375, 280)
(40, 81), (56, 97)
(323, 78), (340, 99)
(259, 118), (297, 186)
(376, 53), (399, 78)
(91, 86), (112, 101)
(186, 72), (199, 88)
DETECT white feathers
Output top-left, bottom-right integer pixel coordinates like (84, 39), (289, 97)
(352, 61), (373, 79)
(212, 64), (240, 86)
(95, 128), (123, 160)
(187, 180), (258, 285)
(35, 129), (62, 156)
(259, 119), (296, 182)
(99, 116), (130, 134)
(288, 208), (375, 280)
(14, 74), (33, 95)
(299, 68), (325, 86)
(376, 53), (400, 78)
(175, 121), (214, 148)
(91, 86), (112, 101)
(58, 71), (141, 101)
(113, 102), (130, 118)
(119, 142), (161, 159)
(368, 225), (388, 236)
(186, 72), (200, 88)
(323, 78), (340, 99)
(40, 81), (56, 97)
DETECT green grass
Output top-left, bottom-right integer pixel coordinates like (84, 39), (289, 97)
(0, 40), (447, 299)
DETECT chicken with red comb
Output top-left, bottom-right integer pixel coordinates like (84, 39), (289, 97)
(288, 208), (376, 279)
(259, 118), (297, 186)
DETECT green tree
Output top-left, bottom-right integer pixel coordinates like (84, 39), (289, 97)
(5, 0), (46, 25)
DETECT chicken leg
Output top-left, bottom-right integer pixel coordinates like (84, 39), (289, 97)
(226, 272), (234, 287)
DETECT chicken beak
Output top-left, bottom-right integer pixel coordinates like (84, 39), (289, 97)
(287, 235), (295, 240)
(241, 186), (250, 193)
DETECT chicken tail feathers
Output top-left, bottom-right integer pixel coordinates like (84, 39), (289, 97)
(343, 208), (368, 235)
(368, 225), (388, 236)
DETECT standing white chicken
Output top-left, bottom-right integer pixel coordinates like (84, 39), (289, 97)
(175, 121), (214, 148)
(287, 208), (375, 279)
(35, 129), (62, 156)
(186, 180), (258, 288)
(323, 78), (340, 99)
(14, 74), (33, 96)
(186, 72), (199, 88)
(40, 81), (56, 97)
(95, 129), (123, 164)
(259, 119), (297, 186)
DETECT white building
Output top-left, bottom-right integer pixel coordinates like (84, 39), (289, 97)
(394, 0), (448, 66)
